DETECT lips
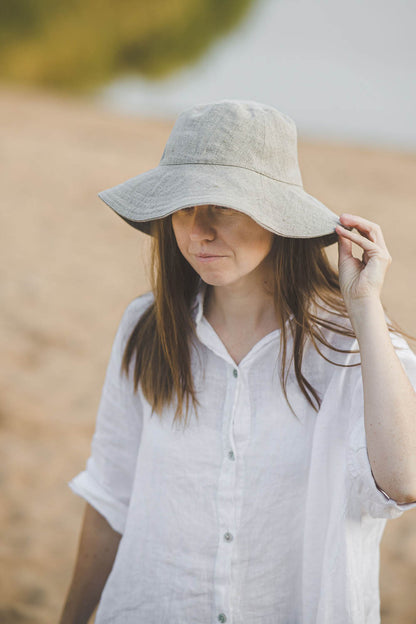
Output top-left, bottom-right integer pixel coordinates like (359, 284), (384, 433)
(197, 254), (221, 258)
(194, 253), (226, 263)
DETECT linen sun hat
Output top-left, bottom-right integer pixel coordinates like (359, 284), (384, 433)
(98, 99), (348, 246)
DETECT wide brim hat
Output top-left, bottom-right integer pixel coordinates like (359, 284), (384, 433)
(98, 99), (349, 246)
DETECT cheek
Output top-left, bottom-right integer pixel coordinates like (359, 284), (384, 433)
(237, 231), (274, 263)
(171, 220), (187, 254)
(255, 230), (273, 250)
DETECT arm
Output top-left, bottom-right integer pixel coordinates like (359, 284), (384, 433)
(61, 297), (148, 621)
(59, 503), (122, 624)
(336, 213), (416, 503)
(349, 297), (416, 503)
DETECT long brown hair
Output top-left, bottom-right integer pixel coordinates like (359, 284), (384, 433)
(121, 216), (415, 426)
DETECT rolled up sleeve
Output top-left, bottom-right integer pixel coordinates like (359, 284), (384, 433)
(69, 295), (151, 534)
(347, 331), (416, 519)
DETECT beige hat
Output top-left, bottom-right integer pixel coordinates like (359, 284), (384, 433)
(98, 99), (349, 246)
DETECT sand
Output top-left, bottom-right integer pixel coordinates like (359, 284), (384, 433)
(1, 85), (415, 623)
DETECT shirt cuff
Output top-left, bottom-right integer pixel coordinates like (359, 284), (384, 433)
(347, 415), (416, 519)
(68, 470), (128, 534)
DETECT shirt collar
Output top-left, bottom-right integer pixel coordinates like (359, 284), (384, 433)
(191, 280), (207, 326)
(191, 280), (286, 369)
(191, 281), (236, 366)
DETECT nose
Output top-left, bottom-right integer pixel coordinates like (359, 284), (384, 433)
(189, 207), (215, 241)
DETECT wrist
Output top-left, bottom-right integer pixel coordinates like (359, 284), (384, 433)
(347, 297), (385, 341)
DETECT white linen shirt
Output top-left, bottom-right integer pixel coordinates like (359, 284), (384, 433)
(69, 284), (416, 624)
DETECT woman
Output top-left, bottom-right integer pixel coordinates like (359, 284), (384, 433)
(60, 100), (416, 624)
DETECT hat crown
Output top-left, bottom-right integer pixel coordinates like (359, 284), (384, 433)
(159, 99), (303, 187)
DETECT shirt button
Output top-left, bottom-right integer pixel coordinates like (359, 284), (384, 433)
(224, 532), (233, 542)
(233, 368), (238, 378)
(218, 614), (227, 623)
(228, 450), (235, 461)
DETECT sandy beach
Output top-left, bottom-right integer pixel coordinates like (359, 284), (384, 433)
(1, 85), (415, 623)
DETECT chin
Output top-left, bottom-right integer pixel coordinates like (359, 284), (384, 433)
(195, 271), (237, 287)
(188, 259), (239, 286)
(201, 278), (228, 287)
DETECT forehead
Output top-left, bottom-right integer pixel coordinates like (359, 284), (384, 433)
(175, 204), (239, 213)
(171, 205), (275, 237)
(172, 205), (250, 221)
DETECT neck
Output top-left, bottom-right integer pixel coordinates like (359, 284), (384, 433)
(203, 269), (280, 333)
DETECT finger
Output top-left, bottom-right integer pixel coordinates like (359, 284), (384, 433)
(336, 224), (392, 267)
(336, 224), (379, 253)
(339, 214), (388, 249)
(337, 228), (353, 264)
(339, 214), (379, 242)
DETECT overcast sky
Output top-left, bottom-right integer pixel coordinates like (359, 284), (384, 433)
(93, 0), (416, 150)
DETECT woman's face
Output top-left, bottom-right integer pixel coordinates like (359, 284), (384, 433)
(171, 205), (274, 287)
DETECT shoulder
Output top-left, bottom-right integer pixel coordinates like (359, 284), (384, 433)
(115, 290), (155, 345)
(121, 290), (155, 324)
(305, 297), (358, 364)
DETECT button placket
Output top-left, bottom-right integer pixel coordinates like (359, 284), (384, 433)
(229, 366), (250, 456)
(212, 363), (240, 624)
(228, 366), (238, 464)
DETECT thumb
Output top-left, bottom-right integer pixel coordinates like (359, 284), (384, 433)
(337, 232), (352, 267)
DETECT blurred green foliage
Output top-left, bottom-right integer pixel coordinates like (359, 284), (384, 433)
(0, 0), (257, 92)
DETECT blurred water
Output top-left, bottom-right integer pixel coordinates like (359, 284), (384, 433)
(92, 0), (416, 150)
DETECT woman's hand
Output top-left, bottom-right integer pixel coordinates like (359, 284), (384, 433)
(336, 215), (416, 505)
(335, 213), (392, 311)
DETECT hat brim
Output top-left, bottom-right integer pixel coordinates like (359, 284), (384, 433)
(98, 163), (343, 246)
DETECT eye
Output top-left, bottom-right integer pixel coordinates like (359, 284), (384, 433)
(214, 205), (233, 213)
(177, 207), (194, 215)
